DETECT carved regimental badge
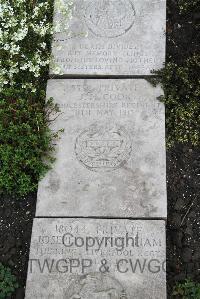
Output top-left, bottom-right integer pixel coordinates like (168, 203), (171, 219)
(75, 123), (132, 172)
(65, 272), (128, 299)
(84, 0), (136, 38)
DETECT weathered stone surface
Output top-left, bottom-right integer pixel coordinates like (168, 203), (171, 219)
(36, 79), (166, 218)
(51, 0), (166, 76)
(25, 218), (166, 299)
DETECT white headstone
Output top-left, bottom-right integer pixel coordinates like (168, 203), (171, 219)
(36, 79), (167, 218)
(51, 0), (166, 76)
(25, 218), (166, 299)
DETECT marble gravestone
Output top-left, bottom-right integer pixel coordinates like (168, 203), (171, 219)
(51, 0), (166, 76)
(25, 218), (166, 299)
(36, 79), (167, 218)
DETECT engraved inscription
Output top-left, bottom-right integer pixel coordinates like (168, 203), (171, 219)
(51, 0), (166, 75)
(75, 123), (132, 172)
(65, 272), (128, 299)
(26, 219), (166, 298)
(84, 0), (135, 38)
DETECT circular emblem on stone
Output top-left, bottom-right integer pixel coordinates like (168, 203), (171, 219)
(65, 272), (128, 299)
(84, 0), (136, 38)
(75, 123), (132, 172)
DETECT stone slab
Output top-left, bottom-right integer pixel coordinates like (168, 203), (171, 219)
(51, 0), (166, 76)
(36, 79), (167, 218)
(25, 218), (166, 299)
